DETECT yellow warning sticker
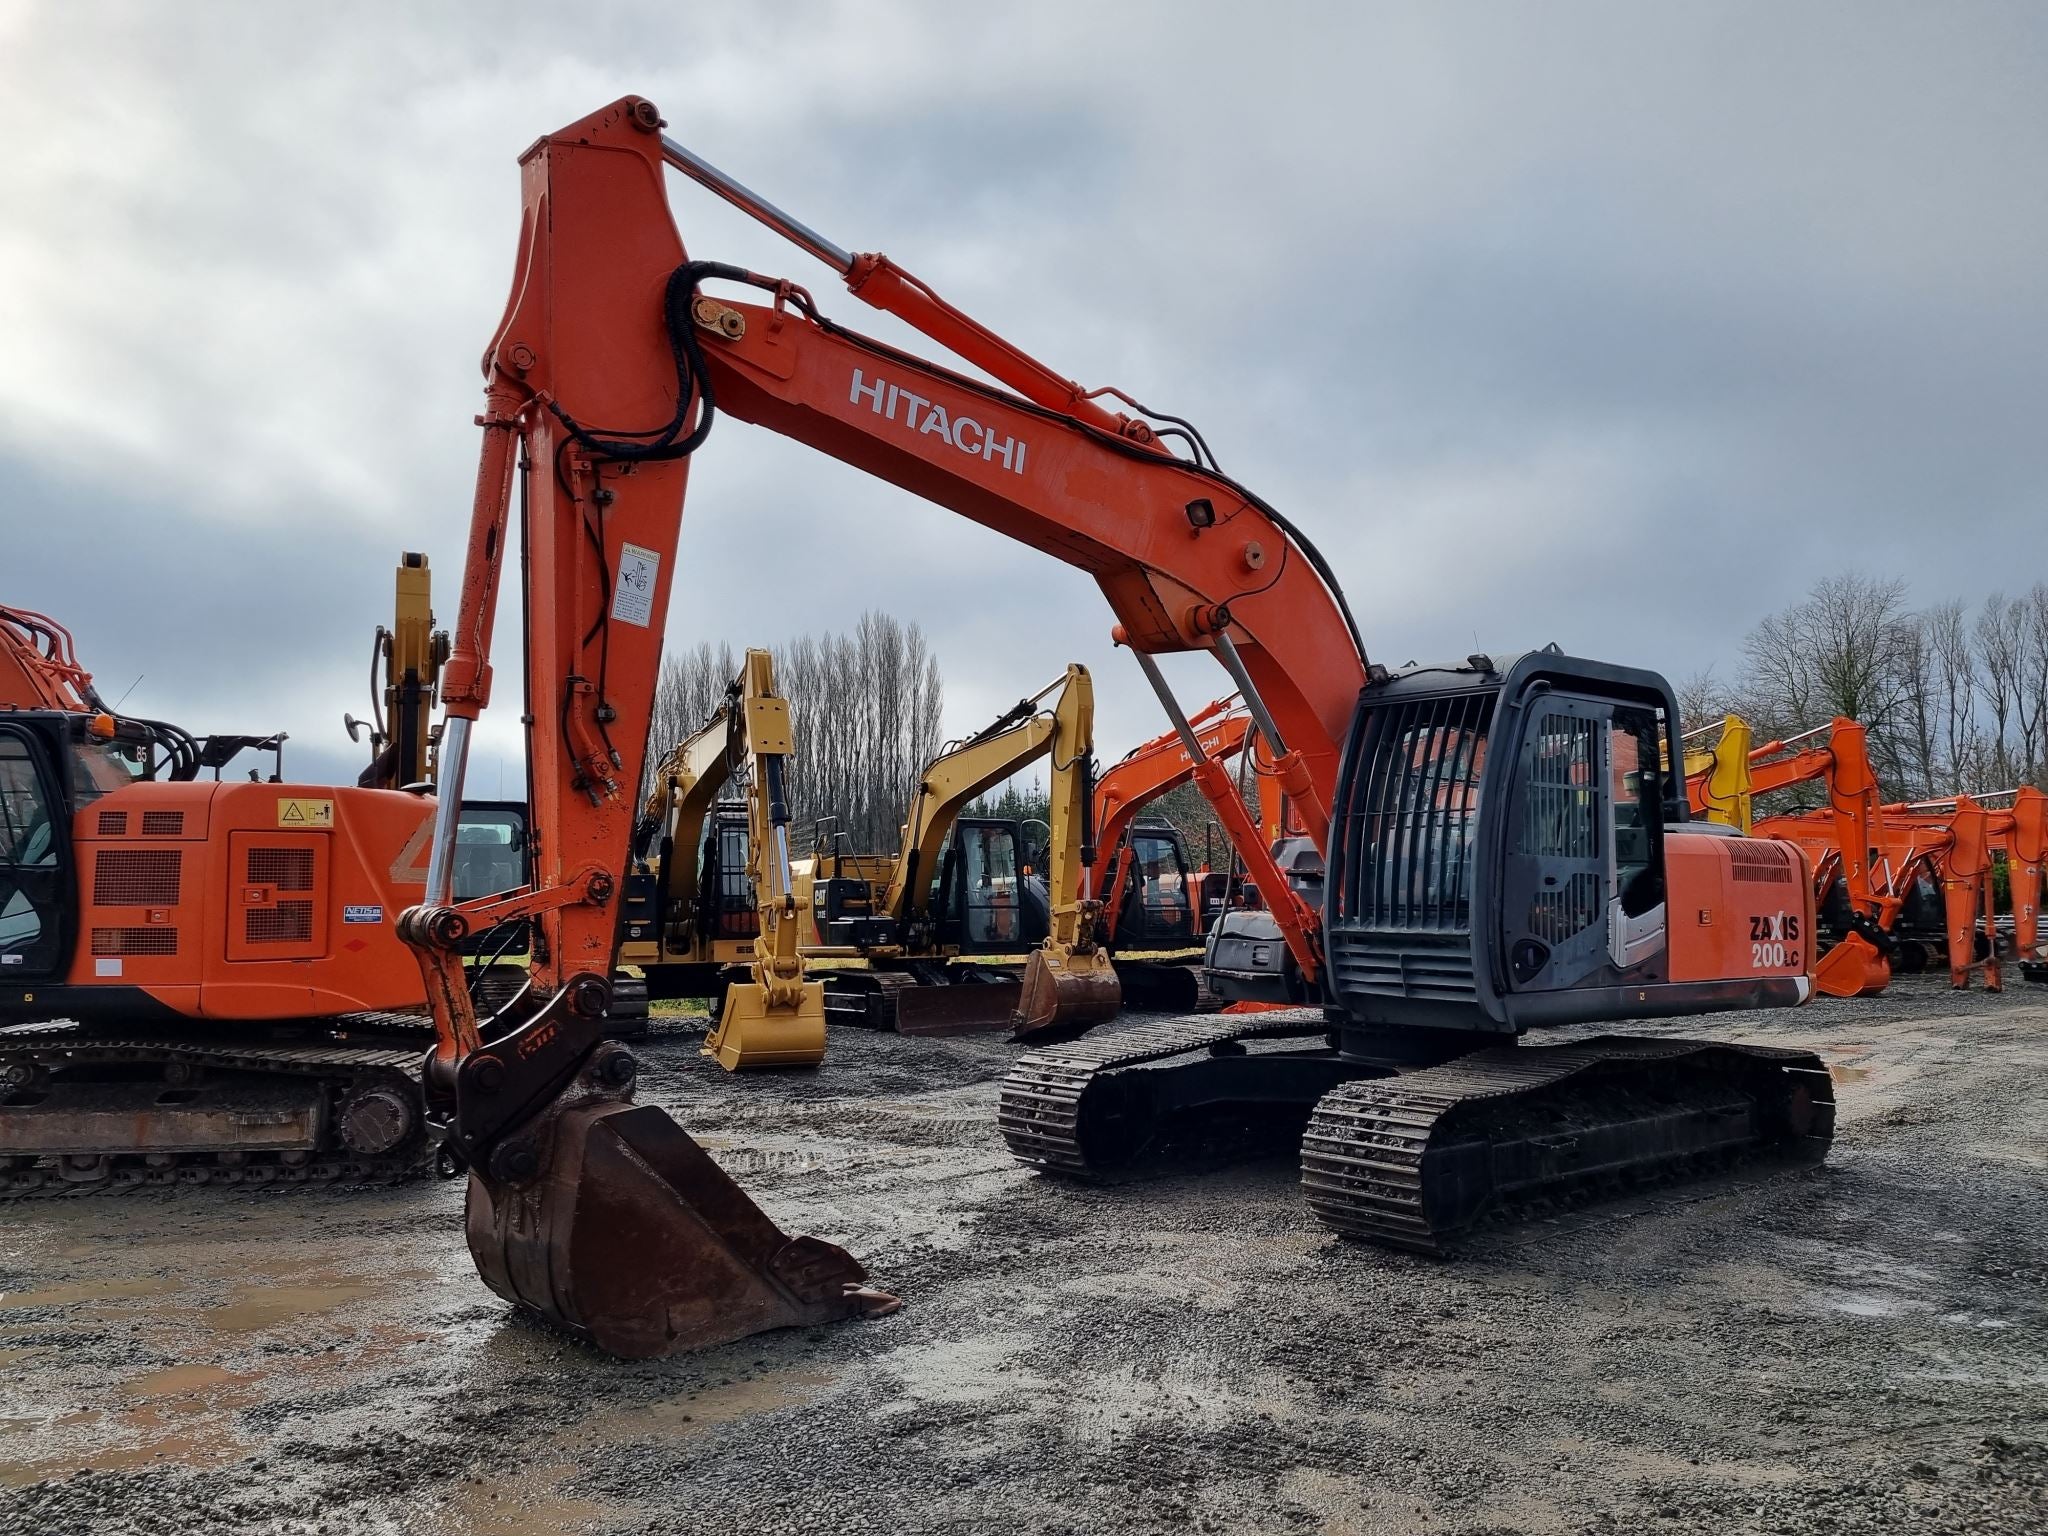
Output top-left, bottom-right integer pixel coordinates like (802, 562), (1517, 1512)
(277, 797), (335, 829)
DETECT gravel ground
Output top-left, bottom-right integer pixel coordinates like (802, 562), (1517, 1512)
(2, 977), (2044, 1535)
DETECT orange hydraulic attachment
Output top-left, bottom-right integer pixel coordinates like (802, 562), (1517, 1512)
(1741, 719), (1896, 998)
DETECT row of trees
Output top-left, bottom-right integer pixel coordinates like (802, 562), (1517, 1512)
(646, 612), (944, 855)
(1683, 572), (2048, 803)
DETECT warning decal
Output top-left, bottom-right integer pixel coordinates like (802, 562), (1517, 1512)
(611, 542), (660, 628)
(277, 798), (335, 829)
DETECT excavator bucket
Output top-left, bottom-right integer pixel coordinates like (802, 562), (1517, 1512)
(1011, 949), (1122, 1043)
(702, 980), (828, 1071)
(465, 1068), (897, 1359)
(1813, 933), (1891, 998)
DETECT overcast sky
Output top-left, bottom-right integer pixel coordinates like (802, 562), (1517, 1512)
(2, 2), (2042, 794)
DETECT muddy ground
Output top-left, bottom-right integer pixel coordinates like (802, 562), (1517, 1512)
(2, 977), (2045, 1535)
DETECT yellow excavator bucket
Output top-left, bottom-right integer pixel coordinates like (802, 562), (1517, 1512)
(1013, 946), (1121, 1042)
(702, 978), (828, 1070)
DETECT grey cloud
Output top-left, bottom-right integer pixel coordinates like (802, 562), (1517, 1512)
(2, 1), (2042, 791)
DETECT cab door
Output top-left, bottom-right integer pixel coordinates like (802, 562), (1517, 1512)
(1498, 695), (1670, 993)
(0, 725), (70, 980)
(1119, 828), (1196, 948)
(940, 820), (1024, 954)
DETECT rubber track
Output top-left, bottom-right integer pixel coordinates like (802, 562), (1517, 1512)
(998, 1010), (1330, 1175)
(1298, 1037), (1836, 1253)
(0, 1019), (431, 1198)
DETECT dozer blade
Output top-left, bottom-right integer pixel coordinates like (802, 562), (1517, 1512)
(702, 980), (828, 1071)
(890, 981), (1026, 1037)
(1813, 933), (1891, 998)
(467, 1094), (898, 1359)
(1011, 949), (1122, 1044)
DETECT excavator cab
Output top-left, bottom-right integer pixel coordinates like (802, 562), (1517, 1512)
(1111, 821), (1200, 950)
(1322, 650), (1811, 1054)
(931, 817), (1042, 954)
(0, 721), (70, 980)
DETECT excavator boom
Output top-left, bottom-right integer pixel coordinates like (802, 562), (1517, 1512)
(400, 101), (895, 1357)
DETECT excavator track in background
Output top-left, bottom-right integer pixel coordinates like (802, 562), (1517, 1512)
(1299, 1037), (1836, 1253)
(0, 1016), (434, 1196)
(998, 1011), (1340, 1175)
(1112, 959), (1223, 1015)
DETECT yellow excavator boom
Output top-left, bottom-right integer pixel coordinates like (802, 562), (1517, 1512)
(1684, 713), (1756, 834)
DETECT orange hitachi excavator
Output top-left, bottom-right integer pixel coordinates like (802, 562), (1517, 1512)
(1, 603), (450, 1191)
(383, 94), (1834, 1359)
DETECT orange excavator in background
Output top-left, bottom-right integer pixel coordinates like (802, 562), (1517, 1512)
(1, 604), (452, 1191)
(1092, 696), (1251, 1005)
(1762, 786), (2047, 991)
(385, 97), (1833, 1358)
(1736, 719), (1898, 997)
(1095, 695), (1254, 948)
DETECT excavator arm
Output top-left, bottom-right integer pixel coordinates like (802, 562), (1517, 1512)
(699, 648), (829, 1069)
(399, 101), (896, 1358)
(348, 553), (447, 791)
(403, 93), (1361, 1357)
(881, 676), (1068, 930)
(1744, 719), (1897, 996)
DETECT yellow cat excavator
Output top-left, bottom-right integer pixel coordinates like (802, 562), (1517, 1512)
(797, 664), (1119, 1039)
(621, 648), (826, 1070)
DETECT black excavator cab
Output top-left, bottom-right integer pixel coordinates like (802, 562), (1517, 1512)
(1010, 651), (1832, 1251)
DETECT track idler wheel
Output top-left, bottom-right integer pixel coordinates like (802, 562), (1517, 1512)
(1011, 947), (1122, 1044)
(464, 1050), (897, 1358)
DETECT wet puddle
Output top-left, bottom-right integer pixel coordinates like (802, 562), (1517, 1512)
(419, 1367), (842, 1536)
(0, 1276), (180, 1311)
(202, 1278), (376, 1333)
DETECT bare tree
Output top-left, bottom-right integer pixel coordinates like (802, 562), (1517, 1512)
(2020, 582), (2048, 787)
(775, 613), (944, 855)
(1926, 597), (1980, 791)
(1739, 572), (1925, 794)
(644, 640), (739, 800)
(1977, 592), (2025, 785)
(642, 616), (944, 850)
(1674, 668), (1734, 734)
